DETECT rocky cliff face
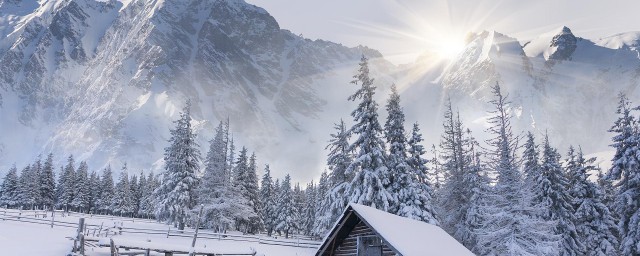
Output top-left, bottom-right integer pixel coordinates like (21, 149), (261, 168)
(0, 0), (395, 180)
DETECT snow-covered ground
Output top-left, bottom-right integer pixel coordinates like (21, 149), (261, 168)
(0, 209), (317, 256)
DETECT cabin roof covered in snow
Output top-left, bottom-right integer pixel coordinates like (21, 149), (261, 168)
(316, 203), (474, 256)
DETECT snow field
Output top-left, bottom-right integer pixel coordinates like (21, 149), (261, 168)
(0, 208), (317, 256)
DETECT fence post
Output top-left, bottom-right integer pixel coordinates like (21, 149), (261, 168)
(189, 205), (204, 256)
(110, 238), (116, 256)
(73, 218), (85, 252)
(167, 226), (171, 238)
(50, 207), (55, 229)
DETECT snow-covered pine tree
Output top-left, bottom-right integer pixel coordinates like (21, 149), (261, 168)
(302, 181), (317, 236)
(523, 132), (541, 188)
(96, 165), (115, 215)
(260, 165), (277, 236)
(129, 174), (140, 216)
(459, 131), (490, 254)
(438, 101), (471, 235)
(71, 161), (91, 212)
(18, 164), (37, 209)
(537, 136), (584, 255)
(57, 155), (76, 211)
(429, 145), (444, 191)
(313, 171), (332, 237)
(30, 157), (43, 209)
(39, 153), (56, 210)
(155, 101), (201, 230)
(88, 171), (99, 213)
(397, 122), (438, 224)
(139, 171), (158, 218)
(246, 152), (262, 233)
(475, 83), (557, 256)
(0, 165), (20, 207)
(293, 182), (305, 234)
(275, 174), (297, 238)
(113, 165), (134, 216)
(605, 93), (640, 255)
(314, 120), (352, 236)
(196, 123), (251, 233)
(344, 55), (394, 211)
(568, 147), (620, 256)
(384, 83), (407, 214)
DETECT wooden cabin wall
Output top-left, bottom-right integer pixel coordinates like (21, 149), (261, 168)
(332, 220), (397, 256)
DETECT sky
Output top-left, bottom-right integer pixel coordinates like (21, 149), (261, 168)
(247, 0), (640, 64)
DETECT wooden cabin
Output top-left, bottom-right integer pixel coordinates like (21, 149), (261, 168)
(315, 203), (474, 256)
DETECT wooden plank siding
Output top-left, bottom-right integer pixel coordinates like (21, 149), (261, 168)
(333, 221), (396, 256)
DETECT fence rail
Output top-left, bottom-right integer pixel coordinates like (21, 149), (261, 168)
(0, 208), (322, 250)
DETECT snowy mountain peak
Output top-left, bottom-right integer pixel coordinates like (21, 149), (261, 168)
(523, 26), (577, 61)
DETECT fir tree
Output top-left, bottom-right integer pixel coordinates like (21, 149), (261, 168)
(71, 161), (91, 212)
(260, 165), (277, 236)
(88, 171), (99, 213)
(605, 93), (640, 255)
(302, 181), (317, 236)
(475, 83), (557, 256)
(57, 155), (76, 211)
(384, 83), (407, 214)
(19, 164), (37, 209)
(568, 147), (620, 256)
(314, 120), (352, 236)
(113, 166), (134, 216)
(246, 152), (262, 233)
(397, 122), (438, 224)
(523, 132), (541, 187)
(536, 137), (583, 255)
(39, 154), (56, 210)
(0, 165), (20, 207)
(96, 165), (115, 214)
(344, 55), (394, 211)
(275, 174), (297, 238)
(155, 101), (201, 230)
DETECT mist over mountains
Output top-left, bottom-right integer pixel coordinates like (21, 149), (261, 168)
(1, 0), (639, 182)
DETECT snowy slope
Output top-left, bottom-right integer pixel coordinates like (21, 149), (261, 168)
(0, 0), (396, 182)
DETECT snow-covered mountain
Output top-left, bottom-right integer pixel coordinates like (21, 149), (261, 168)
(402, 26), (640, 159)
(1, 0), (639, 182)
(0, 0), (396, 181)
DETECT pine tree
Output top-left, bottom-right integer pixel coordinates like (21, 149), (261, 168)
(260, 165), (277, 236)
(568, 147), (620, 256)
(0, 165), (20, 207)
(605, 93), (640, 255)
(293, 182), (305, 234)
(139, 171), (158, 218)
(537, 137), (584, 255)
(57, 155), (76, 211)
(155, 101), (201, 230)
(19, 164), (37, 209)
(302, 181), (317, 236)
(523, 132), (541, 187)
(197, 130), (253, 233)
(275, 174), (297, 238)
(30, 157), (43, 208)
(397, 122), (438, 224)
(438, 101), (468, 233)
(314, 120), (352, 236)
(344, 55), (394, 211)
(96, 165), (115, 214)
(246, 152), (262, 233)
(476, 83), (557, 256)
(113, 167), (134, 216)
(71, 161), (91, 212)
(88, 171), (100, 213)
(384, 83), (407, 213)
(39, 154), (56, 210)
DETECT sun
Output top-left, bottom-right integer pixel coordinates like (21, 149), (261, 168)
(433, 35), (467, 60)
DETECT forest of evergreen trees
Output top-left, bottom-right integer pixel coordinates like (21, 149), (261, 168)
(2, 56), (640, 255)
